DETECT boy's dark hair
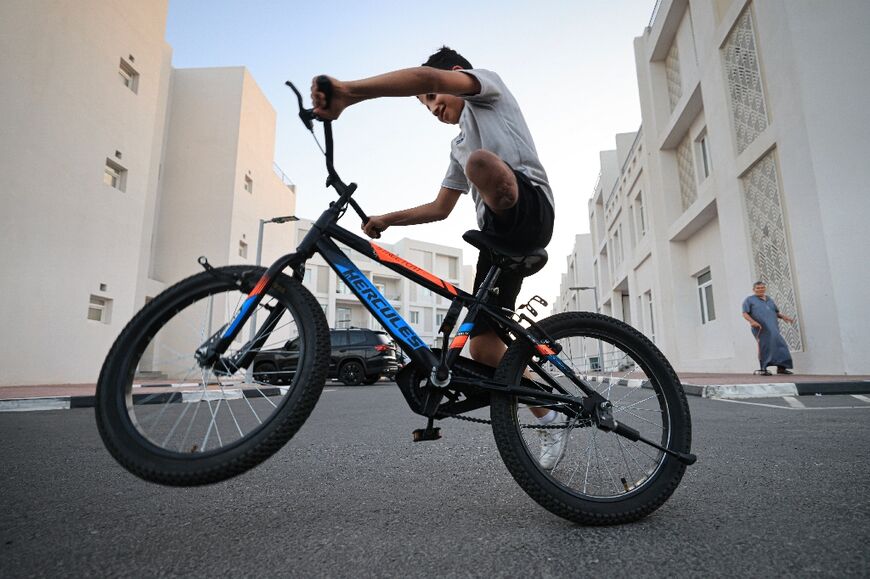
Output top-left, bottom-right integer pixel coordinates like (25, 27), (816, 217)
(422, 46), (473, 70)
(753, 281), (766, 288)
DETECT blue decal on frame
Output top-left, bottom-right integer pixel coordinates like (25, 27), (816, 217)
(334, 259), (426, 350)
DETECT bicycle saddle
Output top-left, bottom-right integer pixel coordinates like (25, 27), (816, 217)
(462, 230), (548, 276)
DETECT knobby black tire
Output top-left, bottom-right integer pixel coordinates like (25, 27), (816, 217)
(489, 311), (692, 525)
(95, 266), (330, 486)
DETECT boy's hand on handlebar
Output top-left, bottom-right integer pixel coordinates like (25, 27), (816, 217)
(362, 215), (389, 239)
(311, 75), (349, 120)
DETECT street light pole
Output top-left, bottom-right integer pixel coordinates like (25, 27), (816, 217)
(569, 285), (604, 372)
(245, 215), (298, 385)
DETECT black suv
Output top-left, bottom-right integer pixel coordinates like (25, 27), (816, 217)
(253, 328), (401, 386)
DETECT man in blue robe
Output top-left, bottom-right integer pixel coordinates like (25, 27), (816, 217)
(741, 281), (796, 376)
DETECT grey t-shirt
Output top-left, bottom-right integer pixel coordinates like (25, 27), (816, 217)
(441, 69), (554, 229)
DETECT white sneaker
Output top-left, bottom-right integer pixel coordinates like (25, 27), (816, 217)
(538, 426), (568, 470)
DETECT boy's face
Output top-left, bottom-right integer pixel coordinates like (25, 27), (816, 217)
(418, 92), (465, 125)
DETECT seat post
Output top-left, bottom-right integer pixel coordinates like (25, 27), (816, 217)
(474, 265), (502, 302)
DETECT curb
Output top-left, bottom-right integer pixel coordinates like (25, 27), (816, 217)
(682, 381), (870, 399)
(2, 380), (869, 412)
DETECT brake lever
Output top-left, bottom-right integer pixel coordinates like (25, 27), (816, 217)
(284, 81), (316, 131)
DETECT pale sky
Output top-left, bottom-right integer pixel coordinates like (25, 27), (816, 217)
(166, 0), (654, 311)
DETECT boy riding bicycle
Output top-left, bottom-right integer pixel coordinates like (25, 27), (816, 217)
(312, 47), (563, 466)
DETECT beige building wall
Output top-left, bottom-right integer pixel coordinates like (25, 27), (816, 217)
(0, 3), (297, 385)
(154, 67), (296, 284)
(0, 0), (173, 385)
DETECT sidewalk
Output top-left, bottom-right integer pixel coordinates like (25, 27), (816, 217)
(1, 372), (869, 411)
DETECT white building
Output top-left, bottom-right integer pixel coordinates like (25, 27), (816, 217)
(553, 234), (597, 316)
(293, 218), (471, 348)
(0, 1), (297, 385)
(559, 0), (870, 374)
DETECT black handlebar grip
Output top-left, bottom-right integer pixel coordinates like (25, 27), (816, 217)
(316, 75), (333, 110)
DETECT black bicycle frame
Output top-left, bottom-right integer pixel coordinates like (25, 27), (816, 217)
(194, 81), (604, 412)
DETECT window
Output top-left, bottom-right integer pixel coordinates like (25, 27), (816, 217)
(610, 225), (623, 267)
(336, 281), (352, 295)
(87, 295), (112, 323)
(118, 58), (139, 93)
(635, 193), (646, 238)
(244, 175), (253, 193)
(696, 131), (712, 180)
(303, 267), (312, 284)
(697, 270), (716, 324)
(336, 307), (352, 329)
(103, 158), (127, 191)
(409, 310), (420, 324)
(436, 312), (445, 327)
(348, 331), (366, 346)
(316, 266), (329, 293)
(645, 291), (655, 342)
(331, 330), (348, 346)
(238, 240), (248, 259)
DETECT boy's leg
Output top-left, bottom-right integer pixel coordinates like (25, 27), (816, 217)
(469, 331), (549, 418)
(465, 149), (519, 214)
(464, 149), (554, 420)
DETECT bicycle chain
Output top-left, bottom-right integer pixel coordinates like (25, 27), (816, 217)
(431, 361), (585, 430)
(441, 411), (588, 430)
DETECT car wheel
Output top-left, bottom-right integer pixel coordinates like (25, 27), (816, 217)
(363, 375), (380, 385)
(253, 361), (278, 384)
(339, 361), (364, 386)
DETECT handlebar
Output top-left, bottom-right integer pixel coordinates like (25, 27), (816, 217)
(284, 78), (369, 225)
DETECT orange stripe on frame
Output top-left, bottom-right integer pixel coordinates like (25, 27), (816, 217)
(536, 345), (555, 356)
(250, 277), (268, 296)
(450, 335), (469, 349)
(371, 243), (458, 296)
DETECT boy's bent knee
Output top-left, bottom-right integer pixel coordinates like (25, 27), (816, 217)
(465, 150), (518, 213)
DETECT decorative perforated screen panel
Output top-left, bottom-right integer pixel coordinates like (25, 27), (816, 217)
(723, 8), (768, 153)
(665, 41), (682, 112)
(742, 152), (803, 351)
(677, 134), (697, 211)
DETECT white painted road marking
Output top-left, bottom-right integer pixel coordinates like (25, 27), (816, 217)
(851, 394), (870, 403)
(714, 398), (870, 411)
(783, 396), (805, 408)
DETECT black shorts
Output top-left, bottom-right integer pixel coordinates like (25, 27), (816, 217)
(470, 169), (554, 337)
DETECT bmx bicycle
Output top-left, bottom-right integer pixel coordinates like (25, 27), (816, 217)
(95, 78), (695, 525)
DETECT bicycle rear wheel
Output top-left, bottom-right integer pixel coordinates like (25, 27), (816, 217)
(490, 311), (692, 525)
(95, 265), (330, 486)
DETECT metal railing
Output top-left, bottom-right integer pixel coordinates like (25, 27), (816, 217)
(272, 162), (296, 191)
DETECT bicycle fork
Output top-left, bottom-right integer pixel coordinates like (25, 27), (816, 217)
(194, 254), (304, 372)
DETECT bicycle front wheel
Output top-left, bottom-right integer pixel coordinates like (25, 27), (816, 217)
(490, 311), (692, 525)
(95, 265), (330, 486)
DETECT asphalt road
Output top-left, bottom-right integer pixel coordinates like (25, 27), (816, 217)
(2, 384), (869, 578)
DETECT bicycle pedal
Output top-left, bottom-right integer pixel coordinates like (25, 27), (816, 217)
(412, 427), (442, 442)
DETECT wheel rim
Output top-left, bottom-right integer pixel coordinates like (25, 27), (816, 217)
(512, 327), (672, 501)
(341, 362), (362, 384)
(120, 281), (306, 457)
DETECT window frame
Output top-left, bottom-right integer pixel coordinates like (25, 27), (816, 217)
(103, 158), (127, 192)
(87, 295), (112, 324)
(696, 269), (716, 324)
(118, 58), (139, 93)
